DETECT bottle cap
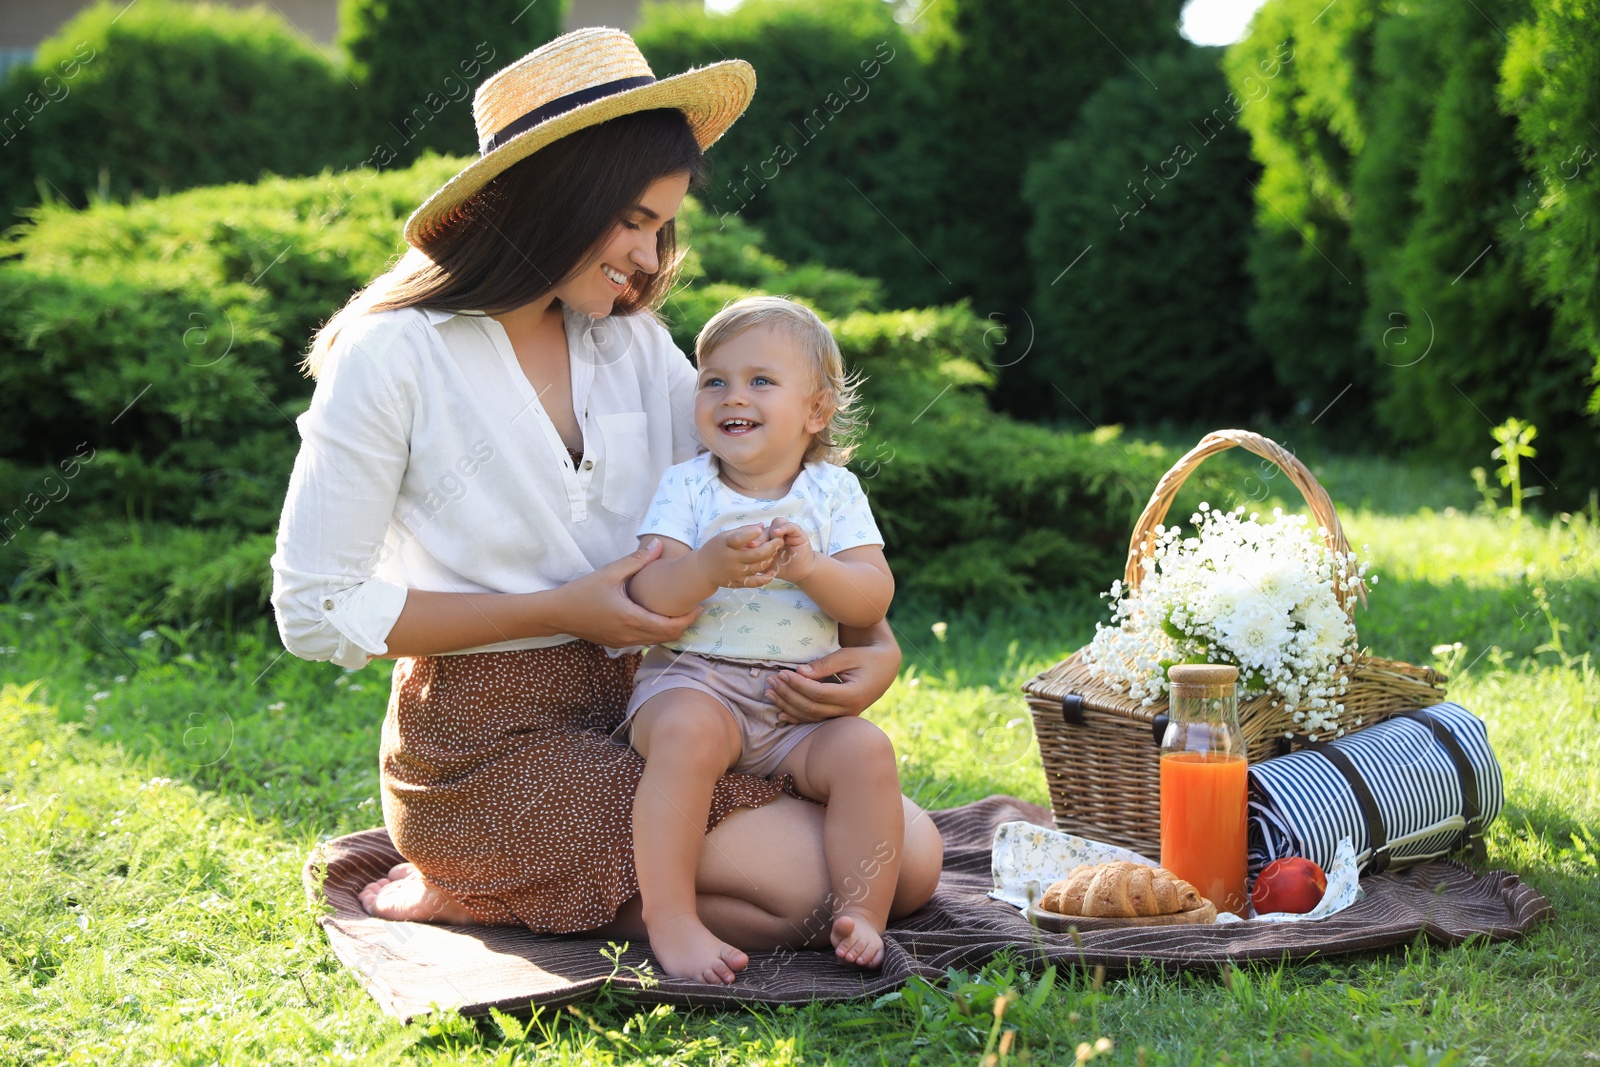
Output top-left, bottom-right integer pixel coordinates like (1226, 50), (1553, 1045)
(1167, 663), (1238, 698)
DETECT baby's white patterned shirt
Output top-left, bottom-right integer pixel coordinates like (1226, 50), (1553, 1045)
(639, 454), (884, 663)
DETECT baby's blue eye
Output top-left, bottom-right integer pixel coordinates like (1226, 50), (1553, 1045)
(702, 376), (725, 388)
(752, 376), (773, 386)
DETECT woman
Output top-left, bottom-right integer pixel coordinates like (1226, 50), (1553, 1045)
(270, 28), (942, 968)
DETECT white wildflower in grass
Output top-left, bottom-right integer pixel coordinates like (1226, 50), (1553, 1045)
(1082, 505), (1371, 738)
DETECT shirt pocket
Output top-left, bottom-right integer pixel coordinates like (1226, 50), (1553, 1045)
(597, 411), (653, 518)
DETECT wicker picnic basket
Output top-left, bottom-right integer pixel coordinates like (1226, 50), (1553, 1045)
(1023, 429), (1449, 857)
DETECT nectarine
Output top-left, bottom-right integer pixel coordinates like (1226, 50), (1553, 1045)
(1250, 857), (1327, 915)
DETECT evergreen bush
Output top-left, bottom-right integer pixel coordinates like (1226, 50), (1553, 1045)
(1222, 0), (1375, 423)
(1501, 0), (1600, 417)
(0, 0), (359, 226)
(1350, 0), (1593, 490)
(1019, 46), (1272, 426)
(1227, 0), (1600, 494)
(826, 310), (1176, 604)
(926, 0), (1186, 317)
(634, 0), (948, 308)
(337, 0), (565, 166)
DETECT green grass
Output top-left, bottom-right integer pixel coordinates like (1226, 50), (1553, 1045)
(2, 450), (1598, 1065)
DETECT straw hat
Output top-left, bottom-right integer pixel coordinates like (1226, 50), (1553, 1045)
(404, 27), (755, 247)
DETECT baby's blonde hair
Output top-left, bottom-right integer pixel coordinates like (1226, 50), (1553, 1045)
(694, 296), (864, 464)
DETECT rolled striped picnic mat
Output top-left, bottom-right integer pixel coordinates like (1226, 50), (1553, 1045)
(1247, 703), (1503, 878)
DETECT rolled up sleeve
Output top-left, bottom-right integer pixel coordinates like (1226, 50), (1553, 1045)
(270, 316), (415, 668)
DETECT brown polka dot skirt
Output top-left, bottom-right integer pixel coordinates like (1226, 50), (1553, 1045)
(379, 640), (789, 932)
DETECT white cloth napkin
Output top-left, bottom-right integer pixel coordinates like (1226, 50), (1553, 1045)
(989, 821), (1158, 909)
(989, 821), (1361, 922)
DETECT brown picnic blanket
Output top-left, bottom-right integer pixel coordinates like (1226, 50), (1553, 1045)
(304, 796), (1552, 1021)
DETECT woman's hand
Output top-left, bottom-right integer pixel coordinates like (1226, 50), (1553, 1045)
(552, 539), (704, 647)
(767, 620), (902, 724)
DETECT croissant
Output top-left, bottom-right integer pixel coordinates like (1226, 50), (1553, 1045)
(1038, 861), (1214, 920)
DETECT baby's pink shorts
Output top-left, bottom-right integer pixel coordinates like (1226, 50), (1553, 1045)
(613, 645), (828, 777)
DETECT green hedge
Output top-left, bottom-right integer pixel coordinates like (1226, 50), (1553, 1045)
(0, 156), (1203, 634)
(0, 0), (359, 227)
(338, 0), (565, 166)
(0, 157), (465, 536)
(1226, 0), (1600, 497)
(1222, 0), (1375, 424)
(1019, 46), (1271, 425)
(825, 312), (1178, 603)
(634, 0), (948, 308)
(1500, 0), (1600, 417)
(1350, 0), (1591, 481)
(924, 0), (1186, 314)
(637, 0), (1191, 318)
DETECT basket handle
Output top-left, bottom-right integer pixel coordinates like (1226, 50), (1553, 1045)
(1122, 429), (1368, 617)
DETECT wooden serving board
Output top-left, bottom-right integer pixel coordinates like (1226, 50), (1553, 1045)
(1026, 899), (1219, 931)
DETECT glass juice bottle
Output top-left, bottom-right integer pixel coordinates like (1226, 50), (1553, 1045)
(1159, 664), (1248, 916)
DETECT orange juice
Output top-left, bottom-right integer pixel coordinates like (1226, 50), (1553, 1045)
(1160, 751), (1249, 916)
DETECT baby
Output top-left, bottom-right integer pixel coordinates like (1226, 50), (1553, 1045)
(618, 295), (903, 984)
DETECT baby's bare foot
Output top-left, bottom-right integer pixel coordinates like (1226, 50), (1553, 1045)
(648, 913), (749, 984)
(357, 862), (476, 924)
(831, 909), (886, 969)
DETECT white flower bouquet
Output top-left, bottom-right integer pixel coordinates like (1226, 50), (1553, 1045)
(1081, 503), (1374, 738)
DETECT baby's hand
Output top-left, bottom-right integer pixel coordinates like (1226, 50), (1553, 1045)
(694, 524), (782, 589)
(768, 520), (816, 584)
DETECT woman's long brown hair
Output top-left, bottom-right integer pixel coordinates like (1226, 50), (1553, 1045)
(304, 108), (706, 377)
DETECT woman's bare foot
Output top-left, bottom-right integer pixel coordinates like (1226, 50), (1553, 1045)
(648, 913), (749, 984)
(831, 909), (885, 969)
(357, 862), (477, 924)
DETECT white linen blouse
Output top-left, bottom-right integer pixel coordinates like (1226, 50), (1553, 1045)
(269, 302), (701, 669)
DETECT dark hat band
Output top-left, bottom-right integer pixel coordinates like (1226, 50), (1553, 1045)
(481, 75), (659, 154)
